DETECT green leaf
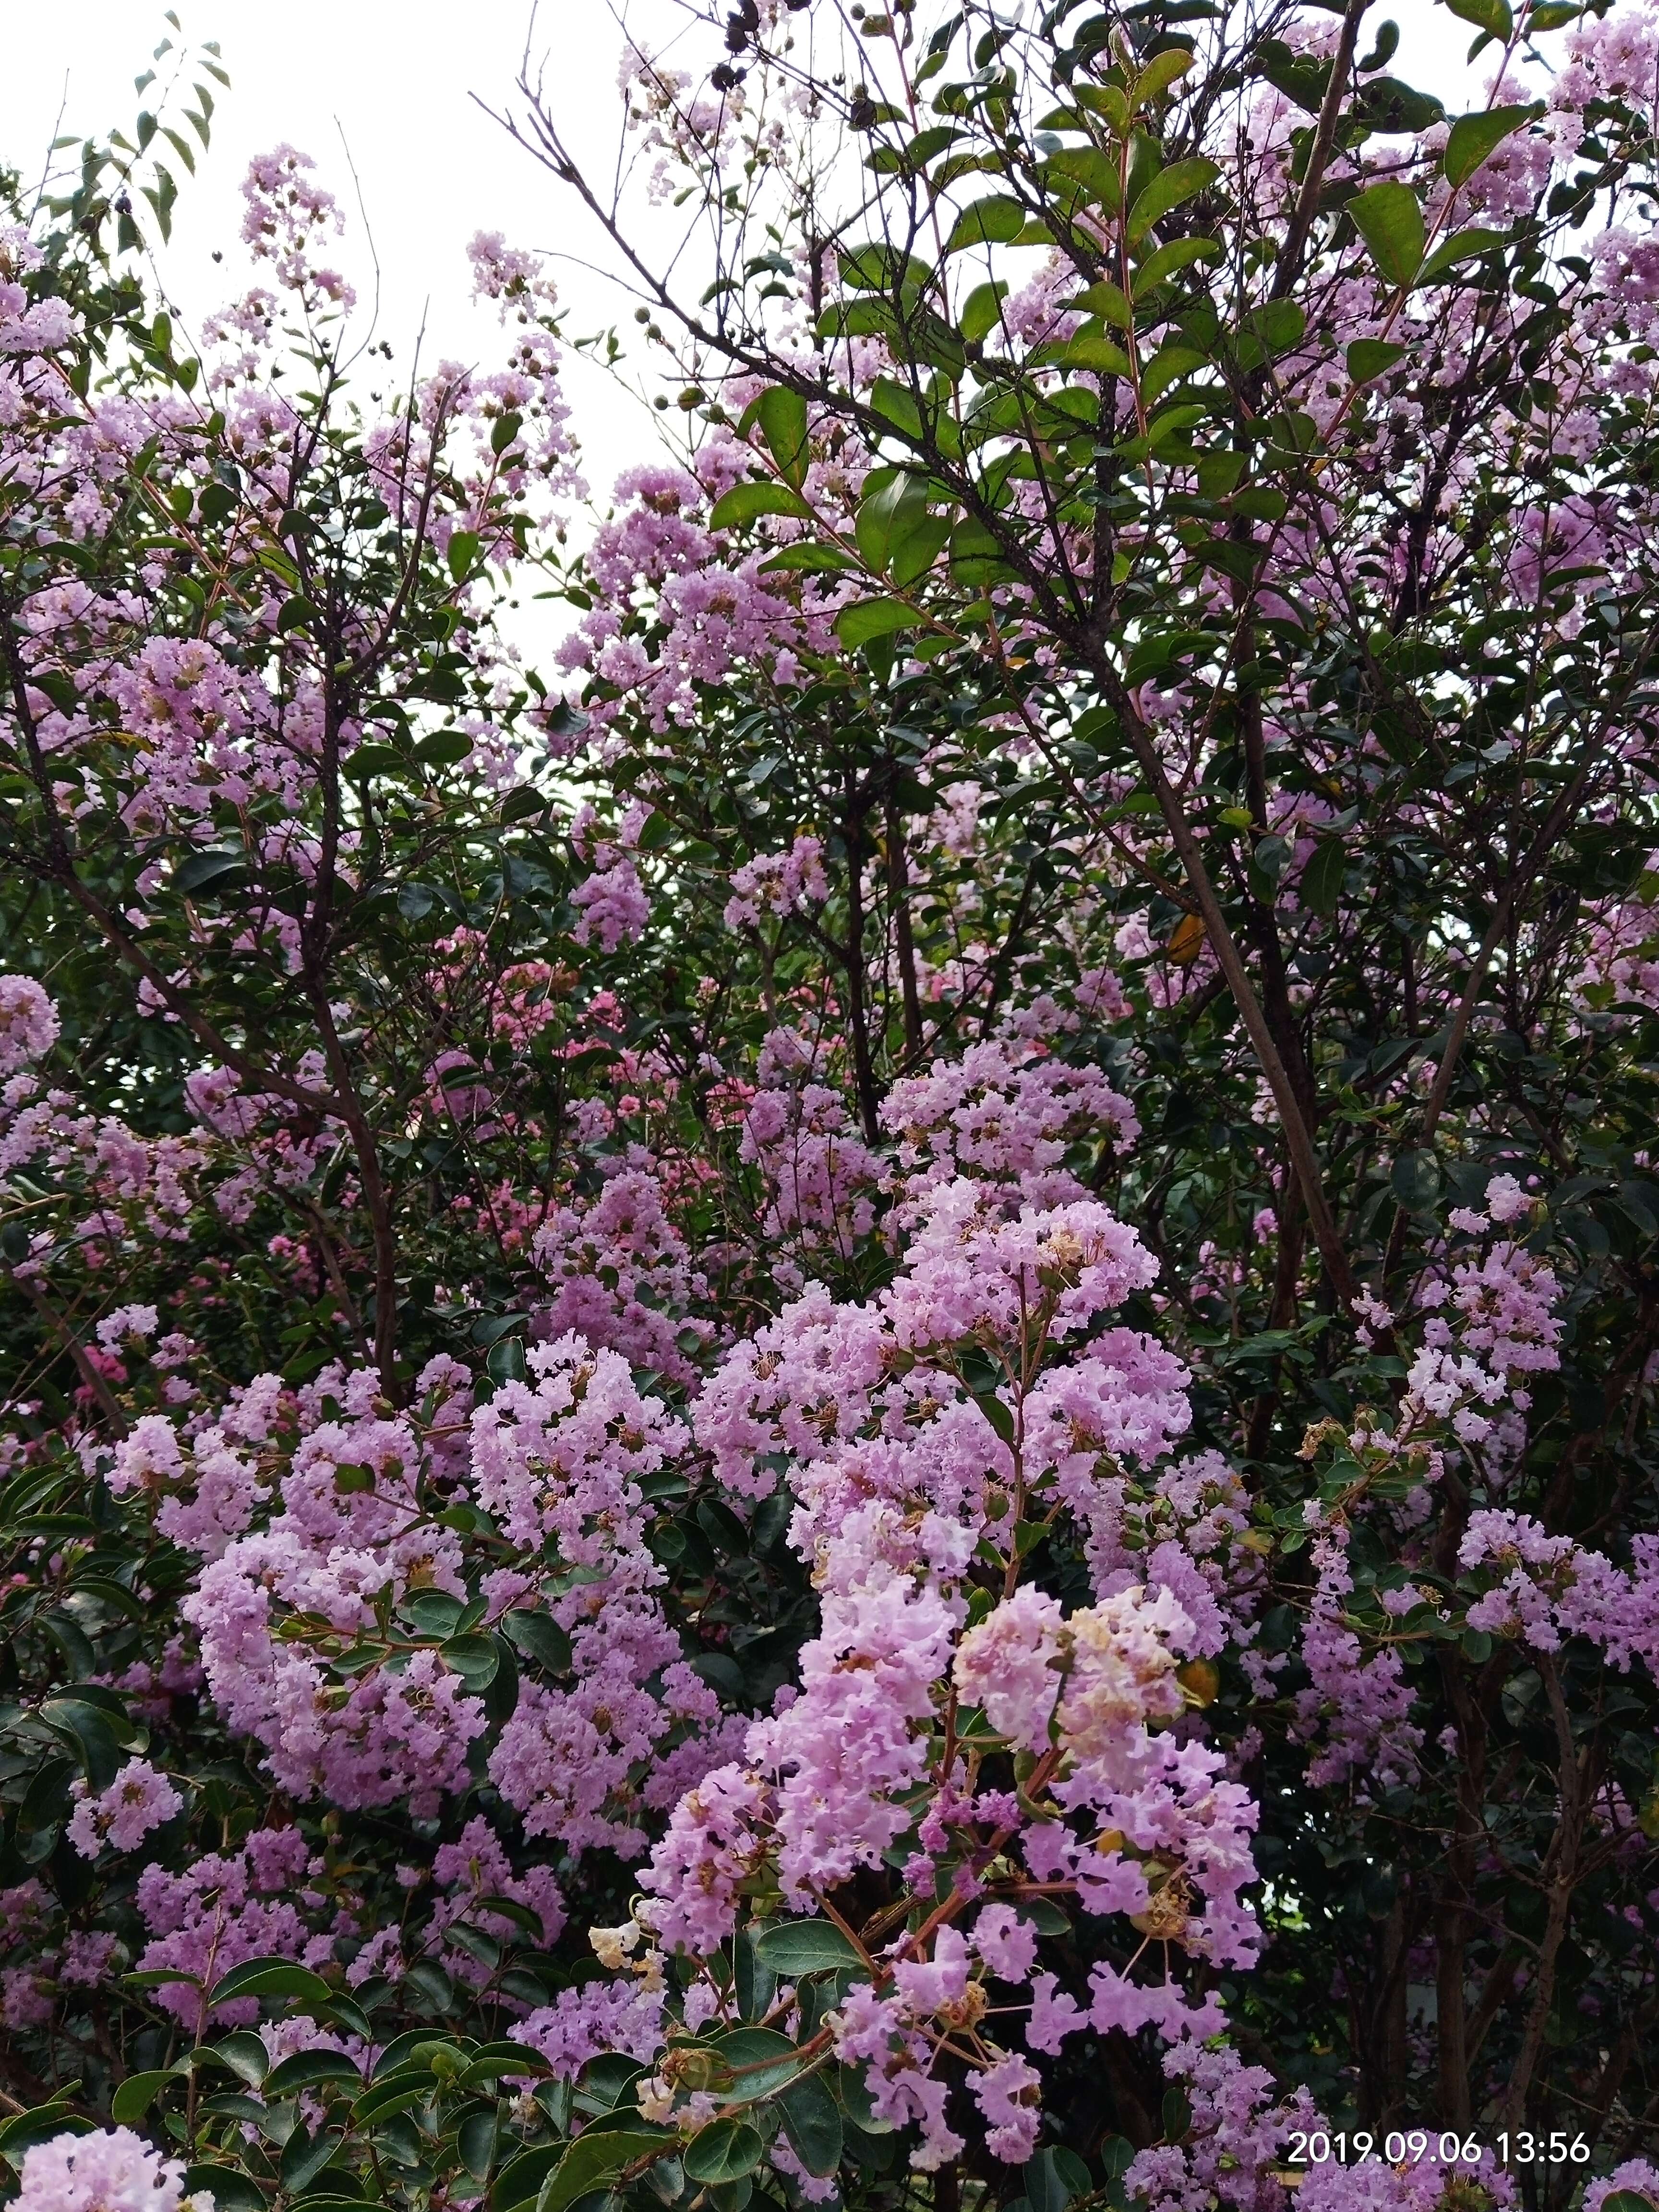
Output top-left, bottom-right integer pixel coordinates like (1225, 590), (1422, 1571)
(855, 473), (931, 574)
(975, 1391), (1015, 1444)
(111, 2070), (180, 2126)
(213, 2033), (270, 2088)
(683, 2120), (764, 2186)
(1391, 1149), (1442, 1215)
(347, 743), (408, 780)
(1134, 237), (1221, 293)
(1142, 343), (1206, 405)
(459, 2111), (501, 2181)
(1060, 326), (1132, 378)
(1236, 301), (1306, 359)
(778, 2075), (843, 2176)
(1348, 181), (1426, 287)
(418, 730), (472, 767)
(1443, 104), (1538, 189)
(945, 195), (1026, 252)
(353, 2070), (437, 2127)
(1126, 156), (1220, 244)
(838, 243), (931, 295)
(891, 513), (951, 590)
(180, 2168), (265, 2212)
(1346, 339), (1407, 383)
(1444, 0), (1514, 36)
(1130, 47), (1196, 105)
(961, 279), (1010, 344)
(757, 386), (810, 490)
(172, 848), (246, 895)
(502, 1608), (573, 1677)
(758, 543), (858, 575)
(279, 2126), (342, 2194)
(1066, 279), (1132, 329)
(491, 2146), (565, 2212)
(1260, 39), (1330, 112)
(0, 2109), (95, 2157)
(15, 1756), (72, 1854)
(447, 531), (481, 583)
(1300, 837), (1347, 918)
(535, 2129), (666, 2212)
(1029, 2148), (1093, 2212)
(955, 508), (1009, 588)
(462, 2043), (554, 2088)
(207, 1957), (334, 2009)
(709, 481), (812, 531)
(1417, 225), (1506, 284)
(1013, 1896), (1072, 1934)
(441, 1633), (500, 1690)
(263, 2051), (363, 2097)
(754, 1918), (866, 1973)
(835, 599), (917, 650)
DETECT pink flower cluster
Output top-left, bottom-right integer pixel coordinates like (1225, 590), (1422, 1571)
(66, 1759), (182, 1860)
(11, 2129), (208, 2212)
(723, 835), (829, 930)
(545, 1173), (1265, 2170)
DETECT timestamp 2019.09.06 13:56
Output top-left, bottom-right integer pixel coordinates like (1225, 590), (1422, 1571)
(1285, 2131), (1596, 2170)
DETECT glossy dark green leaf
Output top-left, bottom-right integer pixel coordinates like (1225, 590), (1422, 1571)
(778, 2073), (842, 2176)
(180, 2168), (265, 2212)
(1029, 2146), (1093, 2212)
(683, 2120), (764, 2186)
(536, 2128), (667, 2212)
(207, 1957), (334, 2009)
(1391, 1149), (1442, 1215)
(263, 2050), (364, 2097)
(279, 2126), (343, 2194)
(1300, 837), (1347, 917)
(502, 1606), (573, 1676)
(459, 2105), (501, 2180)
(110, 2070), (180, 2125)
(754, 1918), (865, 1973)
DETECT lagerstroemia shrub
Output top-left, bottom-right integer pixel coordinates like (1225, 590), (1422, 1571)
(3, 4), (1659, 2212)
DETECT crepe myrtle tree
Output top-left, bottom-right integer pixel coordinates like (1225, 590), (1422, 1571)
(0, 6), (1657, 2212)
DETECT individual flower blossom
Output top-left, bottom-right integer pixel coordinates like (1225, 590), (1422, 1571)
(973, 2048), (1043, 2163)
(954, 1587), (1064, 1752)
(972, 1901), (1038, 1983)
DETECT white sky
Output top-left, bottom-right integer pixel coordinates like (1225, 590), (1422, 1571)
(0, 0), (674, 505)
(1, 0), (1479, 525)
